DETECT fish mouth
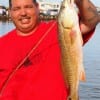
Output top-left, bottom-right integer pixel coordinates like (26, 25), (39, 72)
(61, 21), (73, 29)
(63, 26), (72, 29)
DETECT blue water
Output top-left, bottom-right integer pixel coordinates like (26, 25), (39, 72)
(0, 21), (15, 36)
(0, 21), (100, 100)
(80, 23), (100, 100)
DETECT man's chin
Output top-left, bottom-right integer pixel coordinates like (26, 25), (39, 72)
(17, 27), (34, 36)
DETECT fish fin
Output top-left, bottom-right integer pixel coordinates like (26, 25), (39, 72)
(70, 30), (77, 44)
(68, 91), (79, 100)
(80, 65), (86, 81)
(79, 31), (83, 45)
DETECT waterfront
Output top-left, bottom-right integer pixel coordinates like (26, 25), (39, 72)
(0, 21), (15, 36)
(0, 21), (100, 99)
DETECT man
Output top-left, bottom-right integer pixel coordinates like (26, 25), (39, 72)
(0, 0), (99, 100)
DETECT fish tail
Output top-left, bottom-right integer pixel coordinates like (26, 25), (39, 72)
(67, 92), (79, 100)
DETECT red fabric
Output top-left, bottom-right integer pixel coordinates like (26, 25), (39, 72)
(0, 20), (94, 100)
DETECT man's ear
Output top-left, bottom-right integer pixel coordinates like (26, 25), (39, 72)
(35, 2), (39, 8)
(35, 2), (40, 14)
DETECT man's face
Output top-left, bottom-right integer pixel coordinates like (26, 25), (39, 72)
(9, 0), (39, 34)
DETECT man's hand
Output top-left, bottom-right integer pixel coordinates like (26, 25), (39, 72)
(75, 0), (99, 34)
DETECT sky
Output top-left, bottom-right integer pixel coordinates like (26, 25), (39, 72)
(0, 0), (100, 7)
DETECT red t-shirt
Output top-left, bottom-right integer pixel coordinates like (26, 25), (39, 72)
(0, 20), (94, 100)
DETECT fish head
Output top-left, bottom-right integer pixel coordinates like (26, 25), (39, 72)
(58, 0), (79, 30)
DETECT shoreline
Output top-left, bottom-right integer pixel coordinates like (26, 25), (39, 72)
(0, 15), (57, 21)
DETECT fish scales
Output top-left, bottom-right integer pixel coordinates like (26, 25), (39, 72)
(58, 0), (86, 100)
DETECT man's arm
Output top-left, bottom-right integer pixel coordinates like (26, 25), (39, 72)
(75, 0), (99, 34)
(99, 13), (100, 22)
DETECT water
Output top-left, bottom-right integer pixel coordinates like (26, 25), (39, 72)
(80, 23), (100, 100)
(0, 21), (100, 99)
(0, 21), (15, 36)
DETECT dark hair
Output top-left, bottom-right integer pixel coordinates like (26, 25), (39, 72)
(9, 0), (37, 8)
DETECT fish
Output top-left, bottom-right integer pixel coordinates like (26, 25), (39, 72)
(57, 0), (86, 100)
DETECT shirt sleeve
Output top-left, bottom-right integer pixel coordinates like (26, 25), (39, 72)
(82, 28), (95, 45)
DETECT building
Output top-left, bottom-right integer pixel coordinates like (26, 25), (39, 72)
(37, 0), (61, 18)
(0, 6), (6, 16)
(96, 7), (100, 13)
